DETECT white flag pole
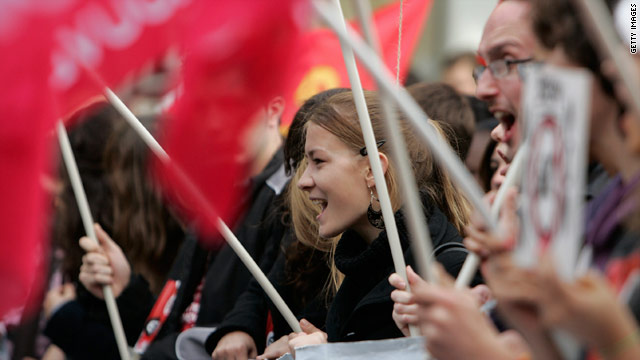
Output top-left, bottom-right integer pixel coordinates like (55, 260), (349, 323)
(326, 0), (411, 294)
(454, 145), (526, 288)
(103, 89), (302, 333)
(491, 144), (526, 221)
(313, 0), (494, 229)
(56, 122), (132, 360)
(352, 0), (433, 339)
(314, 1), (496, 288)
(353, 0), (435, 285)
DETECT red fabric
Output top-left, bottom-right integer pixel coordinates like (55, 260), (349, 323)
(583, 252), (640, 360)
(50, 0), (192, 119)
(0, 5), (56, 319)
(134, 279), (181, 354)
(607, 252), (640, 293)
(280, 0), (433, 126)
(156, 0), (307, 238)
(265, 311), (274, 340)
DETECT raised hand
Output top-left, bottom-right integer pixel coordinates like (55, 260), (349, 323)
(78, 223), (131, 299)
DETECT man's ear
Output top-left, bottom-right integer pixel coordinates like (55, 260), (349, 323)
(266, 96), (285, 128)
(364, 152), (389, 188)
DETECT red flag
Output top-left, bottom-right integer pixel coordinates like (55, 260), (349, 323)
(49, 0), (192, 119)
(0, 0), (196, 317)
(281, 0), (433, 127)
(0, 4), (57, 319)
(156, 0), (307, 239)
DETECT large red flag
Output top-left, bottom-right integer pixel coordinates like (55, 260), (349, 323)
(281, 0), (433, 126)
(156, 0), (308, 239)
(49, 0), (192, 119)
(0, 0), (198, 318)
(0, 3), (59, 319)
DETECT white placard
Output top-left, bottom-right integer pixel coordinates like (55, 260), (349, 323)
(515, 64), (591, 281)
(295, 337), (429, 360)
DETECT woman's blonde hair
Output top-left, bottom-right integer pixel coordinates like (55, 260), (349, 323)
(305, 90), (470, 233)
(287, 158), (344, 296)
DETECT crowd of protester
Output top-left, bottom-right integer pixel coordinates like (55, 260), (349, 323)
(3, 0), (640, 359)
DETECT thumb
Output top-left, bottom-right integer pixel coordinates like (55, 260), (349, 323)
(79, 236), (100, 253)
(500, 187), (518, 222)
(94, 223), (119, 252)
(299, 319), (320, 334)
(406, 265), (426, 287)
(433, 263), (455, 287)
(486, 190), (497, 206)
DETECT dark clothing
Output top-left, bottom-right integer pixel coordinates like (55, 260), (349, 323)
(45, 149), (289, 360)
(141, 149), (290, 359)
(43, 265), (166, 360)
(572, 168), (640, 360)
(584, 171), (640, 323)
(326, 201), (480, 342)
(204, 232), (330, 354)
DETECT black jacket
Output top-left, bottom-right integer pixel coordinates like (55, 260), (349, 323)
(204, 231), (330, 354)
(326, 202), (480, 342)
(141, 149), (290, 359)
(45, 149), (290, 360)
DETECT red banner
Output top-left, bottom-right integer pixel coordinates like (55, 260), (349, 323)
(281, 0), (433, 126)
(49, 0), (192, 119)
(0, 4), (57, 319)
(156, 0), (308, 237)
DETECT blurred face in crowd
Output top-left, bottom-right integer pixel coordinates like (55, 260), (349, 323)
(490, 143), (508, 191)
(239, 107), (270, 162)
(443, 57), (477, 96)
(476, 0), (537, 166)
(297, 123), (373, 239)
(465, 129), (493, 184)
(237, 97), (284, 176)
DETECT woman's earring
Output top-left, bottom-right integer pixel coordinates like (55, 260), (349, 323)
(367, 187), (385, 229)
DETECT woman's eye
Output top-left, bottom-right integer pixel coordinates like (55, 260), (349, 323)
(313, 158), (324, 165)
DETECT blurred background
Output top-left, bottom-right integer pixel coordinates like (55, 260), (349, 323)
(341, 0), (498, 82)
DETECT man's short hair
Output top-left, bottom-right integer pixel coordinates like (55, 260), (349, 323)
(532, 0), (616, 97)
(407, 82), (475, 160)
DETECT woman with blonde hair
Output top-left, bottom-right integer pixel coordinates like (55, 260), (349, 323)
(208, 89), (346, 360)
(290, 90), (477, 348)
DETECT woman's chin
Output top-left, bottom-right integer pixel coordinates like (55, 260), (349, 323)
(318, 225), (340, 239)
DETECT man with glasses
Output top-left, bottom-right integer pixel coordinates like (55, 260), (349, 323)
(475, 0), (537, 168)
(389, 1), (546, 359)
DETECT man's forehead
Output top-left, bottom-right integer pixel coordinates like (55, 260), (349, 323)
(478, 1), (535, 60)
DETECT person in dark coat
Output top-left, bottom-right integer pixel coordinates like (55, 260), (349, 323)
(69, 97), (290, 359)
(206, 89), (350, 360)
(43, 106), (185, 359)
(288, 90), (477, 350)
(325, 200), (477, 343)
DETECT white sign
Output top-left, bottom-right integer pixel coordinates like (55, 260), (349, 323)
(295, 337), (429, 360)
(516, 64), (591, 280)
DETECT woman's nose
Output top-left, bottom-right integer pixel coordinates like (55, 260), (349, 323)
(297, 166), (314, 191)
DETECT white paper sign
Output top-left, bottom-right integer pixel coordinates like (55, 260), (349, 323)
(516, 64), (591, 280)
(294, 337), (429, 360)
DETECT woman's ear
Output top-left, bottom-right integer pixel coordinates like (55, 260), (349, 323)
(364, 152), (389, 187)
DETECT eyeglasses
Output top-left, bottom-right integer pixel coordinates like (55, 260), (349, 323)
(359, 140), (386, 156)
(473, 57), (533, 82)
